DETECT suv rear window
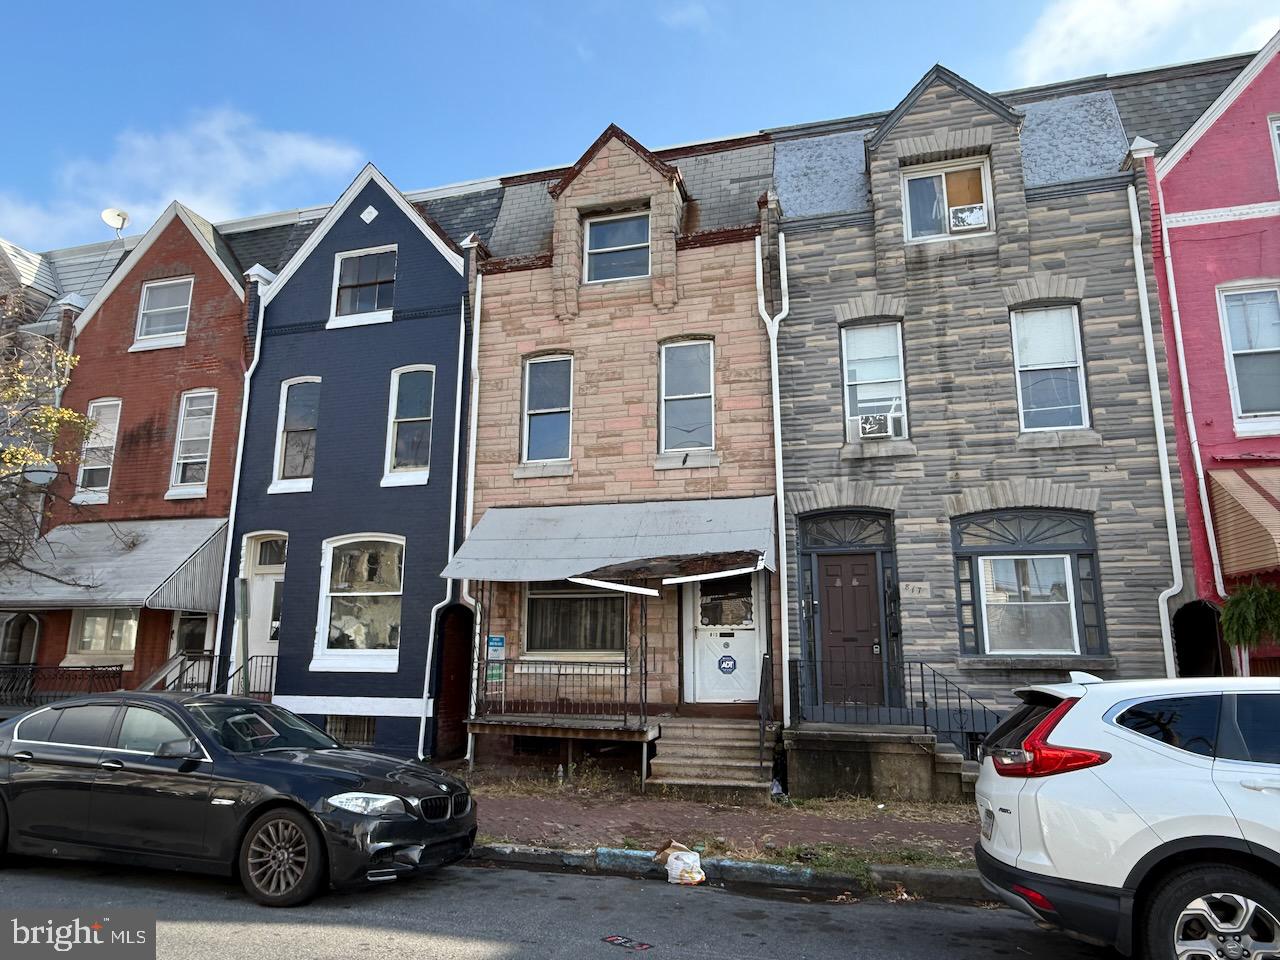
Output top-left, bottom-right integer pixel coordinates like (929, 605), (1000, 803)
(1116, 695), (1219, 757)
(984, 694), (1060, 751)
(1218, 694), (1280, 765)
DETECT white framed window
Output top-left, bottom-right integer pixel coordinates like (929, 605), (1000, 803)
(133, 277), (194, 350)
(525, 581), (626, 655)
(269, 377), (320, 495)
(1010, 305), (1089, 431)
(1271, 116), (1280, 191)
(660, 340), (714, 452)
(976, 554), (1079, 655)
(583, 213), (650, 283)
(167, 389), (216, 499)
(74, 398), (121, 504)
(902, 159), (993, 243)
(312, 534), (404, 673)
(523, 355), (573, 462)
(71, 608), (138, 655)
(1218, 284), (1280, 435)
(328, 245), (396, 328)
(382, 365), (434, 486)
(842, 322), (908, 440)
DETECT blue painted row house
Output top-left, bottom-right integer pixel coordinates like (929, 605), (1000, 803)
(216, 165), (482, 757)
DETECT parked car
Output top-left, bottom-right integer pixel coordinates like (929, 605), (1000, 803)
(975, 673), (1280, 960)
(0, 692), (476, 906)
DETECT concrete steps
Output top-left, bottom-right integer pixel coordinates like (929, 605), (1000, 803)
(647, 718), (777, 802)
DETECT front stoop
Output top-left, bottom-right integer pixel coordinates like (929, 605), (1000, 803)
(647, 718), (777, 803)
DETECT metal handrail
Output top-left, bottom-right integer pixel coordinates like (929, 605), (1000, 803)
(224, 655), (277, 701)
(757, 650), (774, 765)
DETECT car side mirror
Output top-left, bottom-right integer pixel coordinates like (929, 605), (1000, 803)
(154, 737), (201, 760)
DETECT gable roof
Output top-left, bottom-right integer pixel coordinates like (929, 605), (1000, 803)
(866, 64), (1021, 151)
(73, 202), (246, 337)
(1156, 28), (1280, 176)
(0, 237), (60, 298)
(262, 163), (464, 307)
(548, 123), (688, 201)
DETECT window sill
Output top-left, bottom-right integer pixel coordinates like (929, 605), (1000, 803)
(128, 335), (187, 352)
(268, 478), (313, 495)
(954, 655), (1117, 672)
(514, 461), (574, 479)
(1015, 428), (1102, 451)
(1233, 417), (1280, 438)
(165, 485), (207, 500)
(309, 650), (400, 673)
(514, 660), (628, 676)
(60, 653), (135, 670)
(581, 274), (651, 287)
(904, 233), (997, 258)
(70, 489), (108, 505)
(381, 471), (430, 488)
(654, 449), (721, 470)
(326, 309), (393, 329)
(840, 439), (917, 460)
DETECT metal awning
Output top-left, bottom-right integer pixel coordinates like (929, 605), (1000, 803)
(441, 496), (776, 583)
(0, 518), (228, 612)
(1209, 468), (1280, 576)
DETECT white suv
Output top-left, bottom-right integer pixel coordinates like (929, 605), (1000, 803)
(976, 673), (1280, 960)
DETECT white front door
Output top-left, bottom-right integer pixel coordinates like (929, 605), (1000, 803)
(247, 573), (283, 661)
(686, 572), (764, 703)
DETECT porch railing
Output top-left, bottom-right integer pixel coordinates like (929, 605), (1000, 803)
(224, 655), (277, 702)
(758, 650), (774, 765)
(0, 664), (124, 709)
(138, 653), (223, 694)
(473, 654), (650, 728)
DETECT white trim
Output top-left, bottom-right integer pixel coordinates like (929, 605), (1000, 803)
(133, 276), (194, 348)
(682, 570), (768, 704)
(67, 607), (140, 659)
(582, 211), (651, 284)
(76, 397), (122, 498)
(311, 533), (406, 673)
(327, 243), (397, 329)
(168, 388), (217, 496)
(1009, 305), (1091, 433)
(662, 560), (764, 586)
(1164, 201), (1280, 228)
(901, 157), (995, 244)
(1156, 30), (1280, 177)
(659, 339), (716, 453)
(272, 695), (429, 717)
(975, 553), (1081, 656)
(70, 489), (108, 505)
(840, 320), (909, 441)
(263, 163), (463, 309)
(169, 610), (215, 656)
(165, 486), (208, 500)
(74, 202), (245, 337)
(383, 364), (435, 485)
(271, 376), (320, 492)
(523, 580), (628, 656)
(1271, 115), (1280, 193)
(1215, 281), (1280, 434)
(522, 354), (573, 463)
(567, 577), (660, 597)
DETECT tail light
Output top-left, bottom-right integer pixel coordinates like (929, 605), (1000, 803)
(991, 697), (1110, 778)
(1012, 884), (1057, 913)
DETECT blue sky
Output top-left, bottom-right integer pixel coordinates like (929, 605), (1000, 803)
(2, 0), (1276, 250)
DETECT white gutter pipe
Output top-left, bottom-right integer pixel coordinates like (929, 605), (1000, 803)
(459, 261), (484, 764)
(1128, 184), (1182, 678)
(754, 231), (792, 727)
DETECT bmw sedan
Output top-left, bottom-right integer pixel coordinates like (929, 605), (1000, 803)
(0, 692), (476, 906)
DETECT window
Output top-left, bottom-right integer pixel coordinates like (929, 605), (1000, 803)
(523, 356), (572, 462)
(174, 611), (209, 655)
(1220, 287), (1280, 428)
(135, 277), (193, 345)
(1116, 695), (1220, 758)
(15, 708), (58, 743)
(327, 715), (377, 747)
(1219, 693), (1280, 765)
(842, 322), (908, 439)
(1011, 306), (1089, 431)
(320, 537), (404, 652)
(73, 608), (138, 655)
(169, 390), (216, 495)
(383, 366), (434, 484)
(1272, 117), (1280, 189)
(526, 581), (626, 654)
(257, 537), (287, 568)
(49, 705), (119, 747)
(330, 246), (396, 326)
(271, 378), (320, 493)
(117, 706), (188, 753)
(660, 341), (714, 452)
(903, 161), (992, 241)
(952, 510), (1106, 657)
(77, 398), (121, 498)
(699, 574), (754, 626)
(584, 213), (649, 282)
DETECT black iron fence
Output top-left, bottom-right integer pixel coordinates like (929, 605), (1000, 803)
(0, 664), (124, 709)
(224, 655), (277, 701)
(474, 654), (649, 727)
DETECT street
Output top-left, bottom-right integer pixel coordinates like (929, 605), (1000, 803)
(0, 857), (1108, 960)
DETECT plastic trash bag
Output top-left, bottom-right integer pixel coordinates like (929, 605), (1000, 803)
(654, 840), (705, 885)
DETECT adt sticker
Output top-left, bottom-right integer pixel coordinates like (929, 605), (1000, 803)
(718, 655), (737, 674)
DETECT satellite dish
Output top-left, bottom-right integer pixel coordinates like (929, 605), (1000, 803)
(100, 208), (130, 233)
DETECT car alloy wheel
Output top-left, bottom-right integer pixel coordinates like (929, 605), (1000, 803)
(247, 818), (310, 899)
(1175, 893), (1280, 960)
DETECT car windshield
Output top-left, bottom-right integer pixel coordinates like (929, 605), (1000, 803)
(184, 702), (341, 753)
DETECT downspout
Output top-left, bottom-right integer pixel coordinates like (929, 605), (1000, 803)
(1155, 177), (1228, 600)
(754, 232), (791, 727)
(459, 258), (484, 764)
(1128, 183), (1181, 678)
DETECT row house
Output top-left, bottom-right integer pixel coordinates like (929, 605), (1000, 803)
(1148, 32), (1280, 677)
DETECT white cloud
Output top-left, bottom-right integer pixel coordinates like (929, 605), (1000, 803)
(1011, 0), (1278, 87)
(658, 2), (712, 33)
(1, 109), (362, 251)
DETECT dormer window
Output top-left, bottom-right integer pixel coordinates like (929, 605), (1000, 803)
(902, 160), (992, 242)
(329, 245), (396, 328)
(133, 277), (193, 350)
(583, 213), (649, 283)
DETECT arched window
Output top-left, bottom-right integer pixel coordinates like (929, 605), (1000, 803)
(313, 534), (404, 673)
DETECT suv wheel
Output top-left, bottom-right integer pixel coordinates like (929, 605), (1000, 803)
(1144, 866), (1280, 960)
(239, 809), (325, 907)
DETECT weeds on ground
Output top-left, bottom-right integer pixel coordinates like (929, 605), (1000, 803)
(787, 794), (978, 824)
(466, 760), (639, 801)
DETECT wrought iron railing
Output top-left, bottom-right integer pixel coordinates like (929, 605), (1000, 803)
(473, 653), (650, 728)
(0, 664), (124, 708)
(224, 655), (277, 701)
(138, 653), (223, 694)
(758, 650), (774, 765)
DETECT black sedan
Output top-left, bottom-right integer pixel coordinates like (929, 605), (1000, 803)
(0, 692), (476, 906)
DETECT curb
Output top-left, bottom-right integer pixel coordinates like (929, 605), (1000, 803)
(469, 843), (985, 901)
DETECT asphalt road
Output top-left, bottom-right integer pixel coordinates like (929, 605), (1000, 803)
(0, 857), (1109, 960)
